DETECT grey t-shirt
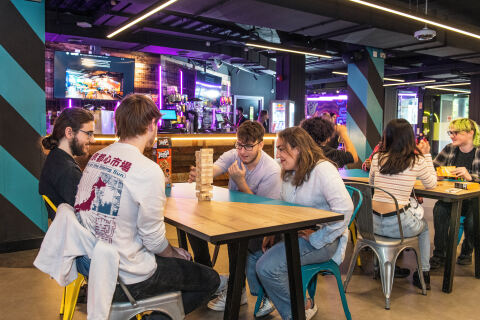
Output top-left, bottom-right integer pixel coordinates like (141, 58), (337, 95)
(214, 149), (282, 200)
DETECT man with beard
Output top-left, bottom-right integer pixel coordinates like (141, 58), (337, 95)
(187, 120), (282, 315)
(74, 94), (219, 319)
(39, 107), (95, 219)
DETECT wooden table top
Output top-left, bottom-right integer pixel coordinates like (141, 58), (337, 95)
(164, 183), (344, 243)
(340, 170), (480, 200)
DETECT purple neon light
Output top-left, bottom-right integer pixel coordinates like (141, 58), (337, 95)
(115, 101), (120, 111)
(196, 81), (222, 89)
(306, 95), (348, 101)
(179, 70), (183, 95)
(158, 65), (163, 109)
(68, 99), (72, 108)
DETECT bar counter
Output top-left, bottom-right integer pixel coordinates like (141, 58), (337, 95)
(79, 133), (277, 185)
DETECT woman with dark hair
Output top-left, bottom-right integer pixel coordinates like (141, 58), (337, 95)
(39, 107), (95, 219)
(255, 126), (353, 320)
(369, 118), (436, 289)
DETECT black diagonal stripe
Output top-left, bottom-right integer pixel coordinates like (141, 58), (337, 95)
(347, 86), (382, 150)
(0, 1), (45, 90)
(367, 55), (385, 110)
(0, 194), (44, 246)
(0, 95), (44, 179)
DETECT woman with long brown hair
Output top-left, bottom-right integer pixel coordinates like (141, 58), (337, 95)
(370, 118), (436, 289)
(255, 126), (353, 320)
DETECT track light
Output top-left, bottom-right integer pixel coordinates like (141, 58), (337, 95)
(348, 0), (480, 40)
(245, 42), (332, 58)
(383, 80), (436, 87)
(107, 0), (179, 38)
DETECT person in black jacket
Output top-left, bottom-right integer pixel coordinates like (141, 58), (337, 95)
(301, 117), (359, 168)
(39, 108), (95, 219)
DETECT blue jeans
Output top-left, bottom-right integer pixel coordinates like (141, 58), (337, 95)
(256, 237), (339, 320)
(76, 256), (91, 277)
(246, 250), (264, 296)
(373, 206), (430, 271)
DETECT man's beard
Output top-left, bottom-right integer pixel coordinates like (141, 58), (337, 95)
(242, 149), (261, 165)
(70, 136), (87, 156)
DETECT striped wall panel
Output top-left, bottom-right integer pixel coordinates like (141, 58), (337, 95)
(0, 0), (47, 252)
(347, 47), (385, 161)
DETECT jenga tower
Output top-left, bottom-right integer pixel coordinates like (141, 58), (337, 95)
(195, 148), (214, 201)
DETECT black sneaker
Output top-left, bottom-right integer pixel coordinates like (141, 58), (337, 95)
(394, 266), (410, 278)
(457, 254), (472, 265)
(413, 270), (431, 290)
(429, 255), (445, 270)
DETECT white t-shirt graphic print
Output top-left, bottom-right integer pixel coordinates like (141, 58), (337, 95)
(75, 142), (169, 285)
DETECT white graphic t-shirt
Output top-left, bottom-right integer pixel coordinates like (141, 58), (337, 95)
(75, 142), (169, 285)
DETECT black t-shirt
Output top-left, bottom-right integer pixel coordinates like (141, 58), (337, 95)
(39, 147), (82, 218)
(454, 148), (476, 172)
(321, 145), (354, 168)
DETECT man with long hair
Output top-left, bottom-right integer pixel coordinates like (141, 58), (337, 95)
(431, 118), (480, 268)
(39, 107), (95, 219)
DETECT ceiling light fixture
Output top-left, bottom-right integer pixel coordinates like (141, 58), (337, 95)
(425, 86), (471, 93)
(332, 71), (404, 82)
(245, 42), (332, 58)
(348, 0), (480, 40)
(383, 80), (436, 87)
(107, 0), (179, 38)
(424, 82), (471, 88)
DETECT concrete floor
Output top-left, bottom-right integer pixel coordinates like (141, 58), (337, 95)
(1, 199), (479, 320)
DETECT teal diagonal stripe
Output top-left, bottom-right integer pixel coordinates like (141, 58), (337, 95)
(10, 0), (45, 43)
(0, 146), (48, 232)
(0, 46), (45, 136)
(347, 64), (383, 134)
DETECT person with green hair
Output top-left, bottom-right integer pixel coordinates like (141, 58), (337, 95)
(430, 118), (480, 268)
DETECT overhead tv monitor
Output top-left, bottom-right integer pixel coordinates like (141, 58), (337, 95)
(215, 113), (224, 122)
(54, 51), (135, 100)
(161, 109), (177, 120)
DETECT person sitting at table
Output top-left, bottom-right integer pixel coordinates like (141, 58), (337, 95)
(430, 118), (480, 268)
(369, 118), (436, 289)
(255, 126), (353, 320)
(188, 120), (282, 314)
(39, 107), (95, 219)
(74, 94), (219, 319)
(300, 117), (359, 168)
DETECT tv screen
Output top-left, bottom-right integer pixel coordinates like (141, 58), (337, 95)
(161, 109), (177, 120)
(54, 51), (135, 100)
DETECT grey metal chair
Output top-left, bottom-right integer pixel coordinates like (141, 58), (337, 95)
(108, 280), (185, 320)
(343, 182), (427, 310)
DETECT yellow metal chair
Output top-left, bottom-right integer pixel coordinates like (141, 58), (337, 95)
(42, 195), (85, 320)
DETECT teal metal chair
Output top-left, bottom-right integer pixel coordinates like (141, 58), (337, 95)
(253, 185), (362, 320)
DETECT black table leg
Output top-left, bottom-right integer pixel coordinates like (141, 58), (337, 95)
(176, 229), (188, 250)
(443, 200), (462, 293)
(224, 239), (248, 320)
(475, 197), (480, 279)
(284, 231), (306, 320)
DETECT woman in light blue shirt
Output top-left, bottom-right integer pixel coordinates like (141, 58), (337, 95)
(255, 126), (353, 320)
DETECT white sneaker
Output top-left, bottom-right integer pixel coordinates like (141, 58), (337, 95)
(255, 297), (275, 318)
(207, 287), (248, 311)
(214, 274), (229, 296)
(305, 303), (318, 320)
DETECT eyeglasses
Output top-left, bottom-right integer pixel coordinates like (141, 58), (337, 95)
(447, 130), (460, 136)
(235, 141), (261, 151)
(79, 129), (95, 138)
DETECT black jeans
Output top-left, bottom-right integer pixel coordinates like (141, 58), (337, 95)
(112, 255), (219, 317)
(433, 199), (476, 258)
